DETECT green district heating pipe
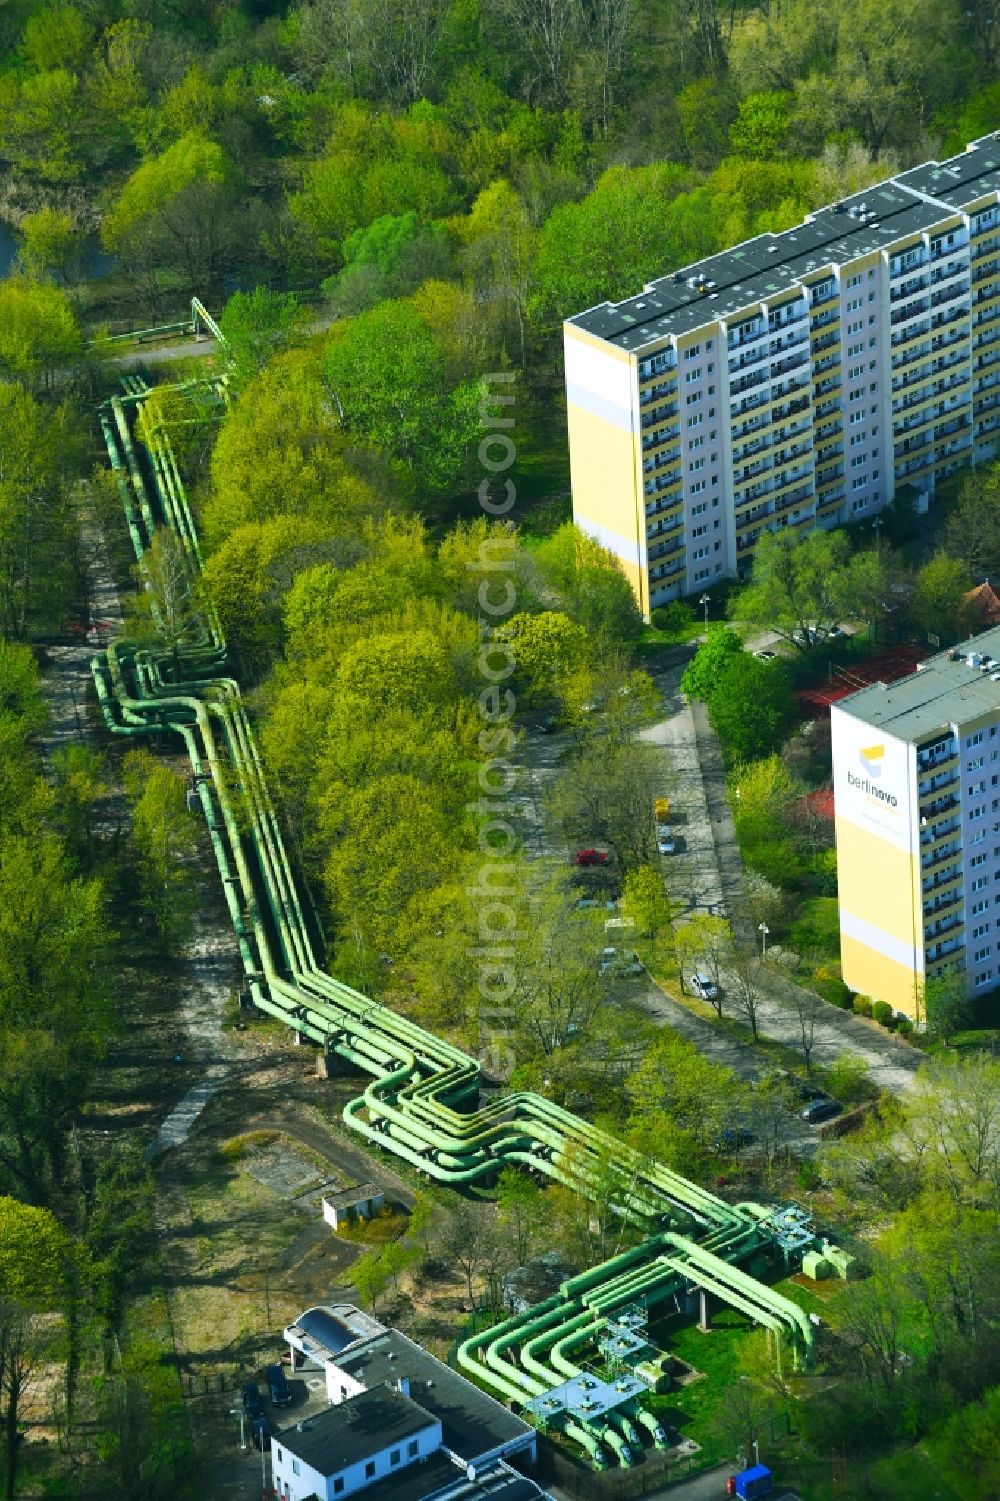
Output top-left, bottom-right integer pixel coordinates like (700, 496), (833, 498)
(91, 378), (815, 1470)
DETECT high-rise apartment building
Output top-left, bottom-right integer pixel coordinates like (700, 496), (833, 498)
(832, 627), (1000, 1018)
(564, 134), (1000, 617)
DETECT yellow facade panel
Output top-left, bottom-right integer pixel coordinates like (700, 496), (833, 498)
(835, 816), (918, 947)
(840, 935), (920, 1017)
(565, 401), (639, 538)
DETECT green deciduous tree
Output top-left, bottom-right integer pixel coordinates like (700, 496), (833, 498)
(321, 299), (482, 497)
(707, 653), (798, 762)
(681, 624), (744, 700)
(730, 526), (851, 648)
(123, 750), (199, 955)
(217, 287), (302, 394)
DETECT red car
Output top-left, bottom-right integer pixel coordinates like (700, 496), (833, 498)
(573, 849), (610, 866)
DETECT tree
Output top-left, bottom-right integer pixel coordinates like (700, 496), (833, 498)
(791, 987), (824, 1074)
(909, 552), (973, 645)
(674, 913), (732, 1013)
(533, 524), (644, 646)
(923, 966), (971, 1043)
(217, 288), (302, 395)
(458, 180), (538, 366)
(707, 655), (798, 762)
(681, 625), (744, 701)
(826, 1052), (870, 1105)
(0, 278), (82, 392)
(730, 955), (765, 1042)
(442, 1201), (495, 1307)
(495, 610), (588, 701)
(621, 865), (675, 948)
(122, 750), (199, 955)
(748, 1070), (796, 1171)
(18, 207), (81, 283)
(941, 467), (1000, 582)
(352, 1249), (390, 1311)
(730, 526), (852, 648)
(713, 1371), (779, 1464)
(0, 1197), (73, 1499)
(101, 131), (229, 253)
(126, 529), (200, 673)
(548, 738), (660, 868)
(0, 385), (80, 636)
(496, 1168), (543, 1266)
(321, 299), (482, 497)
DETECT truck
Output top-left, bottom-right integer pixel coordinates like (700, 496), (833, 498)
(726, 1465), (772, 1500)
(654, 796), (671, 823)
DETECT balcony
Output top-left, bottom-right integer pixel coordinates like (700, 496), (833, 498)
(931, 281), (971, 312)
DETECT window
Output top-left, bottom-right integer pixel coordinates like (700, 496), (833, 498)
(972, 898), (990, 915)
(972, 875), (988, 890)
(973, 923), (991, 939)
(685, 344), (701, 359)
(692, 501), (708, 516)
(847, 296), (863, 311)
(849, 410), (864, 425)
(850, 454), (865, 468)
(407, 1442), (420, 1459)
(976, 972), (993, 986)
(690, 457), (705, 472)
(689, 434), (705, 449)
(685, 368), (701, 384)
(277, 1451), (282, 1464)
(848, 364), (864, 379)
(852, 476), (867, 490)
(850, 432), (866, 447)
(849, 387), (864, 402)
(688, 413), (703, 428)
(868, 291), (876, 303)
(974, 946), (992, 962)
(869, 336), (877, 348)
(707, 362), (715, 373)
(847, 319), (863, 334)
(848, 343), (864, 358)
(685, 392), (702, 406)
(873, 468), (880, 481)
(870, 360), (878, 371)
(971, 829), (986, 845)
(292, 1459), (300, 1476)
(365, 1462), (377, 1480)
(691, 480), (706, 494)
(390, 1450), (401, 1466)
(334, 1481), (345, 1496)
(692, 545), (710, 560)
(847, 273), (862, 288)
(692, 523), (708, 538)
(971, 852), (988, 867)
(967, 732), (984, 747)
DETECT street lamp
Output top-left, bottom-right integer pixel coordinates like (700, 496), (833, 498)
(872, 515), (883, 560)
(699, 592), (711, 630)
(758, 922), (769, 959)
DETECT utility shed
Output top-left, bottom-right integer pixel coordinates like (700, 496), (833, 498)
(322, 1183), (385, 1230)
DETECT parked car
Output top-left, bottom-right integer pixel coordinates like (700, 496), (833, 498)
(657, 827), (676, 855)
(792, 626), (819, 646)
(753, 649), (777, 662)
(265, 1363), (292, 1407)
(801, 1097), (842, 1124)
(689, 972), (719, 1002)
(242, 1382), (264, 1422)
(250, 1416), (270, 1450)
(573, 897), (617, 912)
(713, 1128), (756, 1153)
(574, 848), (610, 866)
(599, 947), (644, 977)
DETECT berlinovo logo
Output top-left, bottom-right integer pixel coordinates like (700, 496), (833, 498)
(846, 743), (899, 808)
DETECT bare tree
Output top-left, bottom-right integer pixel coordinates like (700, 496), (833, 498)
(730, 955), (765, 1042)
(128, 527), (199, 672)
(577, 0), (634, 134)
(0, 1304), (51, 1500)
(353, 0), (454, 105)
(674, 914), (732, 1013)
(488, 0), (581, 104)
(443, 1201), (495, 1308)
(791, 986), (824, 1075)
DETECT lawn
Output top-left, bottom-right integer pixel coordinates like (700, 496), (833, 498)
(795, 1443), (967, 1501)
(648, 1305), (755, 1452)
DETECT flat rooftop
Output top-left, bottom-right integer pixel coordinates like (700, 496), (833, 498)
(568, 134), (1000, 353)
(334, 1328), (533, 1463)
(276, 1383), (436, 1473)
(346, 1450), (547, 1501)
(835, 626), (1000, 742)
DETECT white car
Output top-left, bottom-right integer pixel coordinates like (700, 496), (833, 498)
(753, 649), (777, 662)
(690, 971), (719, 1001)
(657, 828), (676, 855)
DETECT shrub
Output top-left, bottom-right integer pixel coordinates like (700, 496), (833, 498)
(871, 1000), (894, 1028)
(650, 601), (695, 637)
(814, 976), (852, 1008)
(790, 896), (840, 958)
(896, 1018), (914, 1039)
(796, 1157), (822, 1191)
(852, 994), (873, 1017)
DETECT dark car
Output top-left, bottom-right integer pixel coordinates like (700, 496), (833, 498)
(573, 849), (610, 866)
(713, 1128), (756, 1153)
(801, 1097), (842, 1124)
(250, 1416), (270, 1450)
(242, 1382), (264, 1422)
(265, 1363), (292, 1408)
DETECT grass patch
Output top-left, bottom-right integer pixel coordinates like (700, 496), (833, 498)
(218, 1130), (280, 1163)
(648, 1307), (753, 1450)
